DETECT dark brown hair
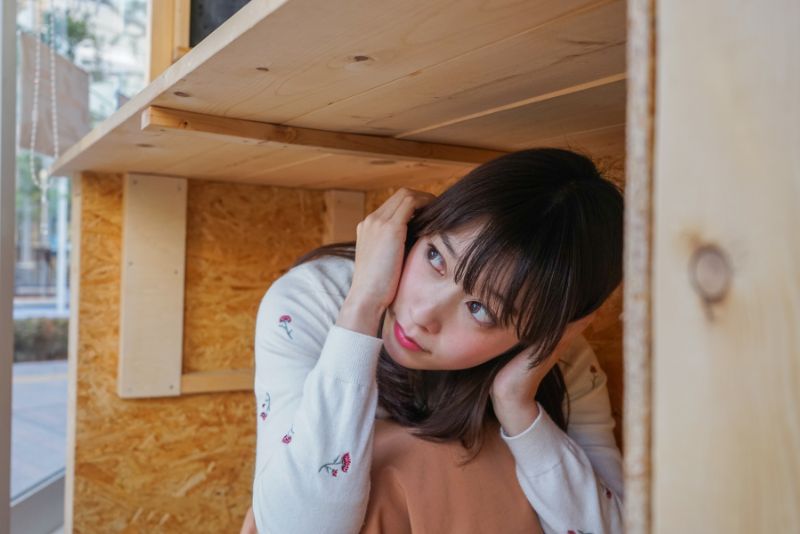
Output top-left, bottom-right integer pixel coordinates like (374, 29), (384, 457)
(292, 148), (623, 461)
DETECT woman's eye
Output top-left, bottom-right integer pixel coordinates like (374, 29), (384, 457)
(467, 301), (495, 326)
(426, 244), (444, 271)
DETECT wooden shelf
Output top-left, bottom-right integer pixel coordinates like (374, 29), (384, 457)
(51, 0), (626, 190)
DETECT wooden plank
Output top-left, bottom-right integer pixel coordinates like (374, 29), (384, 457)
(141, 106), (506, 165)
(118, 174), (187, 398)
(410, 78), (626, 150)
(180, 369), (253, 394)
(146, 0), (610, 124)
(652, 0), (800, 531)
(623, 0), (654, 532)
(324, 190), (364, 244)
(252, 153), (472, 190)
(64, 174), (84, 533)
(290, 0), (626, 134)
(50, 0), (625, 184)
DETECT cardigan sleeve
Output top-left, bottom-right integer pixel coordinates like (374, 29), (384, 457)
(499, 335), (624, 534)
(251, 264), (384, 534)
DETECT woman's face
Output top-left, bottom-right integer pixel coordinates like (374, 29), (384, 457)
(381, 222), (521, 370)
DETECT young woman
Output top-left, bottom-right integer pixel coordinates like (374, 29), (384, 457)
(245, 148), (624, 533)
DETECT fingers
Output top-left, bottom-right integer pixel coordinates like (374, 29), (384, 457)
(390, 190), (436, 223)
(371, 188), (436, 221)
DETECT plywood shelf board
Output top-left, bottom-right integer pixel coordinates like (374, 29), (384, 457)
(50, 0), (626, 187)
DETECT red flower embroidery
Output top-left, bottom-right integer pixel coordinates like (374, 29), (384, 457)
(259, 392), (271, 421)
(278, 314), (294, 339)
(342, 452), (351, 473)
(319, 452), (352, 477)
(589, 364), (600, 388)
(281, 427), (294, 444)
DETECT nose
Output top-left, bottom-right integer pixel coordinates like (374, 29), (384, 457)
(408, 294), (450, 336)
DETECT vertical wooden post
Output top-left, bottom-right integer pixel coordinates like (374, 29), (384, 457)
(324, 190), (365, 244)
(624, 0), (655, 532)
(63, 173), (83, 534)
(147, 0), (191, 82)
(147, 0), (175, 82)
(173, 0), (191, 62)
(652, 0), (800, 531)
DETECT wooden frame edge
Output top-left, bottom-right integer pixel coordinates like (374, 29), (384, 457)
(623, 0), (655, 532)
(64, 173), (83, 533)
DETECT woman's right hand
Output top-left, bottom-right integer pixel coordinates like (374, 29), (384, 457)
(336, 188), (436, 335)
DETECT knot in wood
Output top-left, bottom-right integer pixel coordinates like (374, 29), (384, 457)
(689, 244), (731, 304)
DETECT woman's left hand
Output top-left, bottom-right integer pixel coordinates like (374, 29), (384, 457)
(490, 314), (595, 436)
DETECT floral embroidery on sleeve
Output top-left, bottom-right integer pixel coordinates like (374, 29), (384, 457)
(259, 392), (271, 421)
(589, 364), (600, 388)
(278, 314), (294, 339)
(318, 452), (352, 477)
(281, 427), (294, 444)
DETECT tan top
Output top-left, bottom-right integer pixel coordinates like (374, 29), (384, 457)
(362, 418), (544, 534)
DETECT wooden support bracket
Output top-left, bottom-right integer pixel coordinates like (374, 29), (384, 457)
(119, 173), (254, 398)
(140, 106), (507, 165)
(181, 369), (254, 395)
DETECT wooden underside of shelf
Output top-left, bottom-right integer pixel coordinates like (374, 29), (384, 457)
(52, 0), (626, 189)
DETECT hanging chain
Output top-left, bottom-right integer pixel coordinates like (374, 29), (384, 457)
(28, 0), (42, 191)
(49, 0), (60, 163)
(27, 0), (61, 243)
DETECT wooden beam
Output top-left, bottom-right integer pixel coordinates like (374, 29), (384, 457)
(180, 369), (254, 395)
(140, 106), (507, 165)
(173, 0), (191, 62)
(147, 0), (176, 83)
(324, 190), (364, 244)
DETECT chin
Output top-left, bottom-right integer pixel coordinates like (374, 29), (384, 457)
(382, 337), (413, 368)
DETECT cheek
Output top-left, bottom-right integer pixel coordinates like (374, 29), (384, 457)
(393, 244), (429, 302)
(439, 334), (500, 368)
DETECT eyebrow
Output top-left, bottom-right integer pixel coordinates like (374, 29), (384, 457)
(439, 233), (459, 262)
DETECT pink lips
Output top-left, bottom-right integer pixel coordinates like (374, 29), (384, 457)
(393, 320), (423, 351)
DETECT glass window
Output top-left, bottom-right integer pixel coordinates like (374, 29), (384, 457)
(11, 0), (147, 518)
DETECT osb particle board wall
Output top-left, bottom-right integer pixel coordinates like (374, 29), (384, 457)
(74, 173), (326, 532)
